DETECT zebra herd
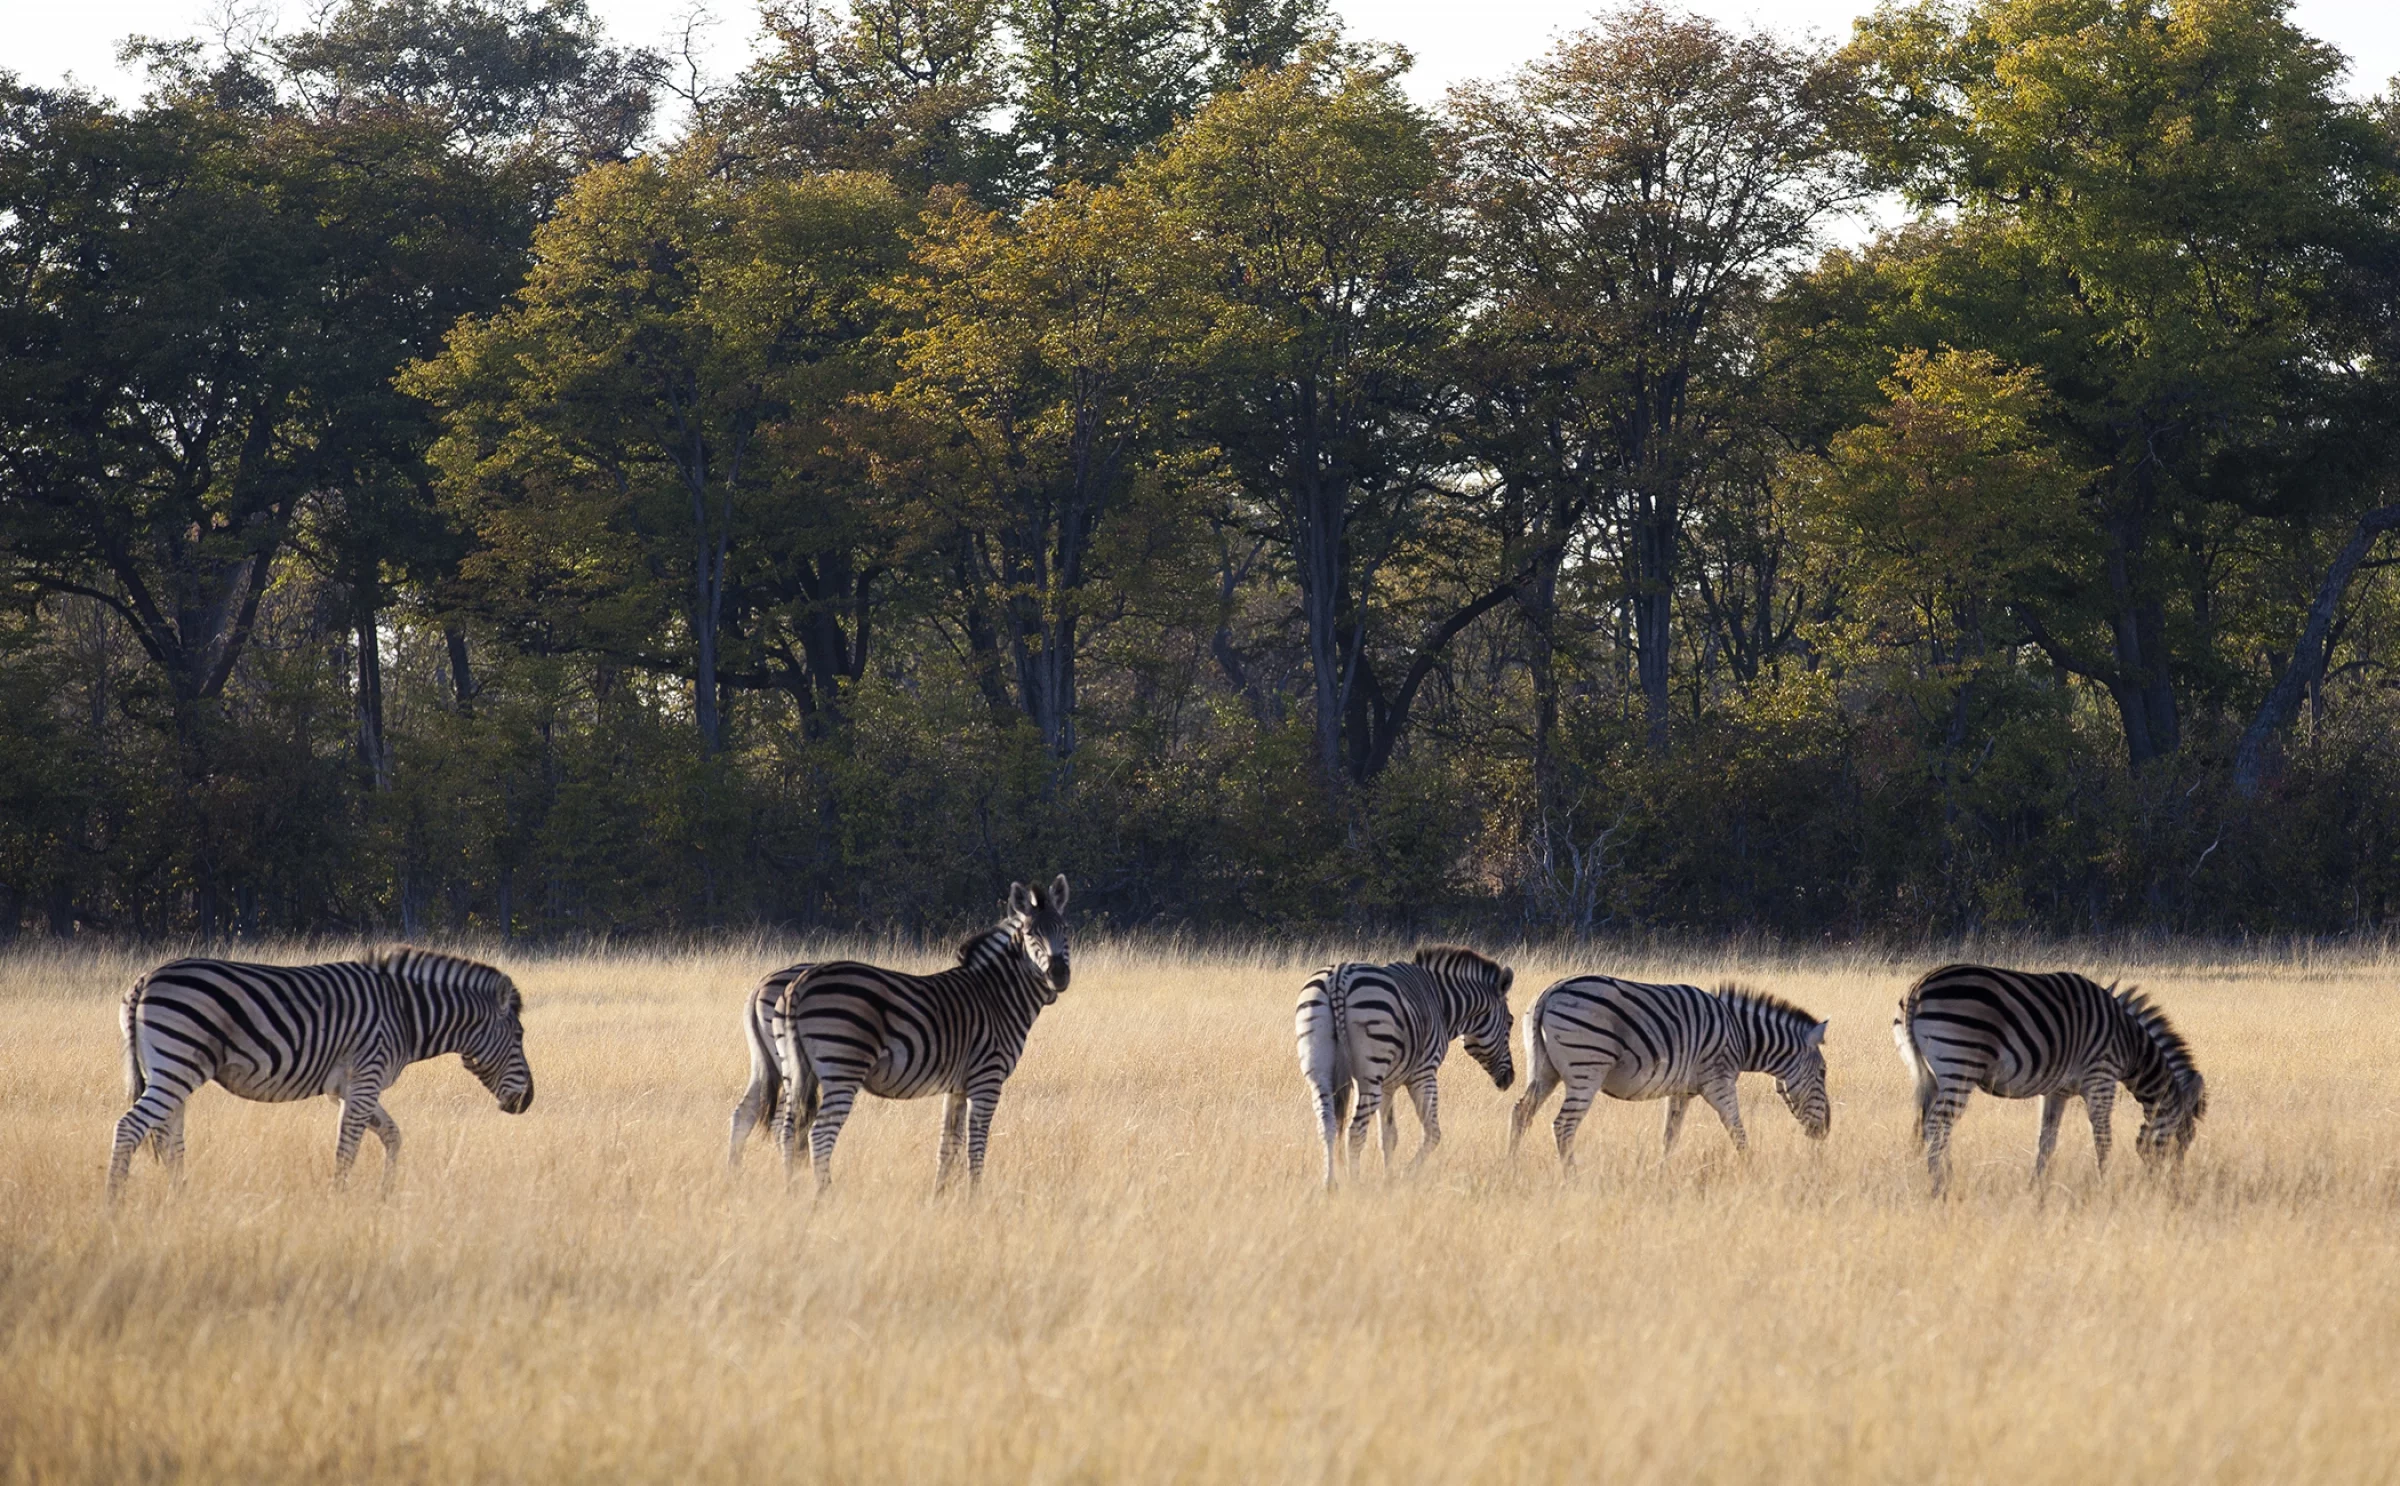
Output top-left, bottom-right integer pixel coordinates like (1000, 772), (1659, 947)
(102, 873), (2211, 1200)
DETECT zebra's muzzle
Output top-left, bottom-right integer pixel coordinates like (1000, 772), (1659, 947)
(1047, 958), (1071, 992)
(501, 1083), (533, 1114)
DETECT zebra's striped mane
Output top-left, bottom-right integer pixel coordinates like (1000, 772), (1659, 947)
(1714, 981), (1822, 1031)
(955, 925), (1021, 970)
(373, 946), (520, 1015)
(1413, 944), (1505, 985)
(2116, 986), (2207, 1118)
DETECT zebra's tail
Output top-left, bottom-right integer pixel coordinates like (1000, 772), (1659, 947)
(1892, 1007), (1935, 1144)
(120, 972), (151, 1103)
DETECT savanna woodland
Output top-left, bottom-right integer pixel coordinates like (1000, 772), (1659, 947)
(6, 0), (2400, 943)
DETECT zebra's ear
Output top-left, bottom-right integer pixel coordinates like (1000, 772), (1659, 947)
(1806, 1020), (1829, 1047)
(1010, 881), (1036, 917)
(1049, 873), (1070, 910)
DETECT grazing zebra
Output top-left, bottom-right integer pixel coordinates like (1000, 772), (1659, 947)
(771, 876), (1073, 1191)
(1894, 962), (2207, 1197)
(1510, 975), (1830, 1170)
(109, 947), (532, 1198)
(727, 962), (816, 1168)
(1294, 945), (1516, 1190)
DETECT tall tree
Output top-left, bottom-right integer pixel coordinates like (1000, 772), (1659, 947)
(407, 152), (910, 755)
(1451, 4), (1867, 752)
(877, 179), (1220, 756)
(1156, 49), (1510, 787)
(1851, 0), (2399, 767)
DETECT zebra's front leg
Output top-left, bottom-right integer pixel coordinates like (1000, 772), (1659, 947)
(963, 1079), (1004, 1190)
(1404, 1078), (1440, 1171)
(1378, 1090), (1401, 1171)
(2083, 1078), (2117, 1174)
(1699, 1074), (1747, 1153)
(1661, 1095), (1691, 1158)
(2033, 1091), (2069, 1188)
(934, 1090), (971, 1194)
(361, 1102), (403, 1197)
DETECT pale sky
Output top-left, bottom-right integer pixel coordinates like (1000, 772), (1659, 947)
(7, 0), (2397, 108)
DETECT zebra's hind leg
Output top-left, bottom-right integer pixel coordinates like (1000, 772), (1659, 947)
(1510, 1029), (1560, 1156)
(1346, 1080), (1384, 1180)
(2033, 1091), (2070, 1189)
(806, 1075), (864, 1193)
(1922, 1078), (1972, 1197)
(1404, 1079), (1441, 1171)
(1378, 1092), (1401, 1171)
(109, 1070), (204, 1201)
(729, 1069), (775, 1170)
(1311, 1076), (1350, 1190)
(362, 1103), (403, 1197)
(331, 1087), (383, 1190)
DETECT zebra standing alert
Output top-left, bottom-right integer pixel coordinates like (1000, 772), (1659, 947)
(109, 947), (532, 1198)
(1511, 975), (1830, 1169)
(1294, 945), (1515, 1190)
(1894, 962), (2207, 1196)
(771, 875), (1073, 1191)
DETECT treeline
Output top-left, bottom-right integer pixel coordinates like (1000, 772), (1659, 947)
(5, 0), (2400, 942)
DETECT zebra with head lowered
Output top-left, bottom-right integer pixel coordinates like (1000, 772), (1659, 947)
(771, 875), (1073, 1191)
(1294, 945), (1516, 1190)
(1511, 975), (1830, 1169)
(110, 947), (532, 1198)
(727, 961), (815, 1168)
(1894, 962), (2206, 1197)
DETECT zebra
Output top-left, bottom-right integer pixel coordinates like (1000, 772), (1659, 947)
(109, 946), (532, 1198)
(727, 962), (814, 1168)
(1510, 975), (1830, 1170)
(1893, 962), (2207, 1197)
(1294, 945), (1516, 1190)
(770, 875), (1072, 1191)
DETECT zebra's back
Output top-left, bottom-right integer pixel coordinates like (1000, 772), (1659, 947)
(781, 956), (1022, 1100)
(1299, 960), (1452, 1090)
(1899, 963), (2120, 1099)
(1525, 976), (1732, 1100)
(125, 957), (394, 1105)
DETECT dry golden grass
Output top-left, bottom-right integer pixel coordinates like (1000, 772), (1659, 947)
(5, 935), (2400, 1483)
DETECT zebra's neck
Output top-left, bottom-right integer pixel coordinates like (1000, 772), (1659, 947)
(388, 973), (478, 1060)
(1724, 998), (1800, 1076)
(961, 923), (1055, 1013)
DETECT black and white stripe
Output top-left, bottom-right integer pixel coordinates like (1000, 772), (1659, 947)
(727, 962), (815, 1168)
(109, 947), (532, 1197)
(1510, 975), (1830, 1169)
(1294, 945), (1516, 1189)
(1894, 962), (2208, 1195)
(771, 876), (1072, 1191)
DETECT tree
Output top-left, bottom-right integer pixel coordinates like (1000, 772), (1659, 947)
(1156, 49), (1510, 787)
(876, 179), (1222, 756)
(1851, 0), (2400, 766)
(1451, 4), (1868, 752)
(407, 152), (911, 756)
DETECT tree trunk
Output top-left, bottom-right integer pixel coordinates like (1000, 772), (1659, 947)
(356, 609), (390, 792)
(2234, 504), (2400, 798)
(1632, 503), (1677, 752)
(446, 626), (478, 713)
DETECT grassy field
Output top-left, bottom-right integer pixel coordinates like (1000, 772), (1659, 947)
(4, 935), (2399, 1483)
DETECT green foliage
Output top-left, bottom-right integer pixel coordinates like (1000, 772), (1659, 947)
(6, 1), (2400, 943)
